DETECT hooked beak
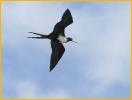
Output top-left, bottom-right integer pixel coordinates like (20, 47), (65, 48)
(71, 40), (78, 44)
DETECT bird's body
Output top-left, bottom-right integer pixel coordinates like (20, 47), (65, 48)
(28, 9), (76, 72)
(57, 35), (67, 43)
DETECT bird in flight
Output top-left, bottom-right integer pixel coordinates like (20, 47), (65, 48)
(28, 9), (77, 72)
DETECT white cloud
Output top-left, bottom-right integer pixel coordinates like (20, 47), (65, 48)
(77, 5), (130, 96)
(16, 80), (38, 97)
(16, 80), (68, 98)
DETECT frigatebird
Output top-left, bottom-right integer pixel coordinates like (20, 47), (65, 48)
(28, 9), (77, 72)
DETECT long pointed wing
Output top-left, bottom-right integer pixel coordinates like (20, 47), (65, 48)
(52, 9), (73, 36)
(50, 41), (65, 72)
(61, 9), (73, 28)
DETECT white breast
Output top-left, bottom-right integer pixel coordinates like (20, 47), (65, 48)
(57, 35), (67, 43)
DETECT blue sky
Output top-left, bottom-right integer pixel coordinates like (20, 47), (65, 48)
(2, 2), (130, 98)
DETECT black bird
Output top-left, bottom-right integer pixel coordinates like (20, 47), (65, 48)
(28, 9), (77, 72)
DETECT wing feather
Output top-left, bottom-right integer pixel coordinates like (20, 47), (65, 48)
(61, 9), (73, 28)
(50, 41), (65, 71)
(52, 9), (73, 36)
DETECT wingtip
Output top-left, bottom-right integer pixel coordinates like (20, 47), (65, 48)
(65, 9), (72, 16)
(49, 67), (55, 72)
(49, 69), (52, 72)
(66, 9), (70, 11)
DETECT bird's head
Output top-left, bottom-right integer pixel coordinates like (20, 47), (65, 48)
(67, 37), (78, 43)
(67, 37), (72, 42)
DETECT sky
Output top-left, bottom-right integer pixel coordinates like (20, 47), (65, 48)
(2, 2), (130, 98)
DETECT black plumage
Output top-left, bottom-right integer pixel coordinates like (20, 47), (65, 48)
(28, 9), (73, 72)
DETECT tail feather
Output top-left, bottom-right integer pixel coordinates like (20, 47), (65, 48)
(29, 32), (44, 36)
(27, 37), (44, 39)
(28, 32), (50, 39)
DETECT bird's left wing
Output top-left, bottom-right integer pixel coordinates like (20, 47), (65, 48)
(50, 41), (65, 72)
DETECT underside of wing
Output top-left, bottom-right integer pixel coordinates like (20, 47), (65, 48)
(50, 41), (65, 72)
(51, 9), (73, 36)
(61, 9), (73, 28)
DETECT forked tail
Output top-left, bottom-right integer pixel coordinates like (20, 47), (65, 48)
(28, 32), (50, 39)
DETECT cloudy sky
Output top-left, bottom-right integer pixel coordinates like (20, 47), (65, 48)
(2, 2), (130, 98)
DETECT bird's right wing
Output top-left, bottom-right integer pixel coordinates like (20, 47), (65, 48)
(50, 41), (65, 72)
(51, 9), (73, 37)
(61, 9), (73, 29)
